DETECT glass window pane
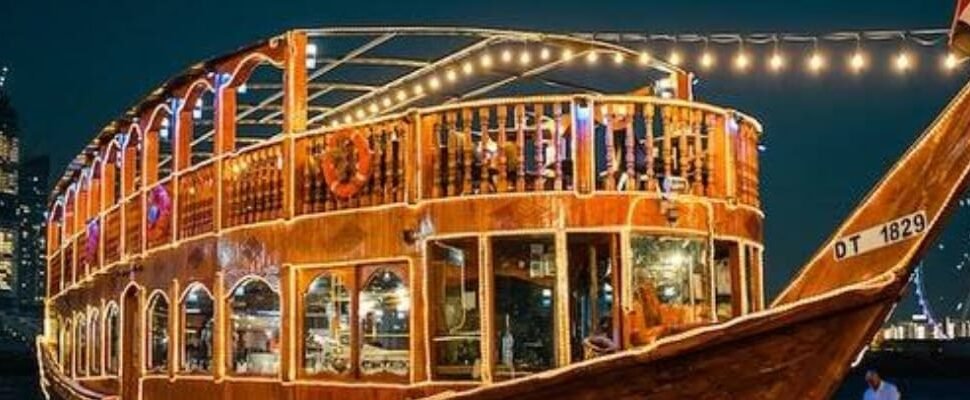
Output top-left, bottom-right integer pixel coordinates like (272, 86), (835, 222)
(429, 238), (481, 381)
(91, 312), (101, 374)
(77, 318), (87, 375)
(745, 247), (761, 313)
(491, 235), (556, 380)
(107, 306), (119, 374)
(182, 286), (214, 373)
(304, 274), (351, 376)
(568, 234), (617, 362)
(629, 235), (710, 345)
(359, 267), (410, 378)
(714, 242), (736, 321)
(230, 279), (280, 375)
(148, 295), (169, 373)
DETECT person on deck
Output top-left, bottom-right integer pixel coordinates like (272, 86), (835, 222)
(863, 370), (900, 400)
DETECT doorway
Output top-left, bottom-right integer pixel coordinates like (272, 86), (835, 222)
(567, 233), (620, 362)
(121, 285), (141, 400)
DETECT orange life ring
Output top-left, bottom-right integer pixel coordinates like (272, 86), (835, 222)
(322, 131), (372, 199)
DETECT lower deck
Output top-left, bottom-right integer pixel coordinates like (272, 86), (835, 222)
(43, 193), (764, 399)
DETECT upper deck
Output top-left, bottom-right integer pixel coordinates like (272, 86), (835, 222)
(44, 28), (762, 300)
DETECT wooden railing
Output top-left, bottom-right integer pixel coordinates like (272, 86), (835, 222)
(421, 99), (574, 197)
(47, 95), (762, 297)
(103, 205), (121, 265)
(296, 119), (407, 213)
(178, 163), (216, 239)
(223, 142), (285, 227)
(124, 193), (143, 257)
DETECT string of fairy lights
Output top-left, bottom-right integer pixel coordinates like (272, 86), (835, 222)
(315, 28), (964, 128)
(576, 28), (962, 73)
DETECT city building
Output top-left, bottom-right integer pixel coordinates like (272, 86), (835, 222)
(16, 156), (48, 308)
(0, 69), (20, 302)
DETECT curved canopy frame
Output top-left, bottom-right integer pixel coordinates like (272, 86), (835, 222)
(50, 27), (688, 205)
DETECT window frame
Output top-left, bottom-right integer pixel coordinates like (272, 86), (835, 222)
(179, 283), (215, 375)
(299, 269), (356, 381)
(145, 291), (171, 375)
(226, 276), (282, 378)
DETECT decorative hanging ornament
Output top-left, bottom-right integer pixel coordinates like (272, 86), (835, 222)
(146, 185), (173, 242)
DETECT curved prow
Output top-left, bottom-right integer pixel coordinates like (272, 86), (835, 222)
(775, 81), (970, 306)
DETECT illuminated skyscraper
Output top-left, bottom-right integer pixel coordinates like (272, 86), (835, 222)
(0, 67), (20, 299)
(17, 156), (48, 308)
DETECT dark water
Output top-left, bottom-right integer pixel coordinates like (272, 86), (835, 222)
(0, 347), (42, 400)
(833, 354), (970, 400)
(1, 346), (965, 399)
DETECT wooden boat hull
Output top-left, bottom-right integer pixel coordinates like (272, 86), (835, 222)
(431, 273), (901, 400)
(38, 272), (901, 400)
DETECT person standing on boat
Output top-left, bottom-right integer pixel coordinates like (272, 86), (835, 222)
(863, 370), (900, 400)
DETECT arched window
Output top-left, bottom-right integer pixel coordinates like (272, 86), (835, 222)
(60, 319), (72, 372)
(76, 315), (88, 376)
(181, 284), (214, 373)
(147, 293), (170, 373)
(229, 278), (280, 375)
(105, 304), (120, 374)
(303, 273), (351, 376)
(90, 309), (101, 374)
(61, 317), (74, 375)
(358, 267), (410, 378)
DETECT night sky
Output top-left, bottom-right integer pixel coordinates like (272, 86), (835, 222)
(1, 0), (966, 319)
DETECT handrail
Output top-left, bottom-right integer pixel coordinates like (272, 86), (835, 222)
(47, 94), (762, 298)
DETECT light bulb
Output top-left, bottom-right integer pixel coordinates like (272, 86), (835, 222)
(586, 51), (599, 64)
(501, 49), (513, 63)
(562, 48), (574, 61)
(808, 52), (825, 72)
(768, 53), (785, 71)
(613, 52), (625, 65)
(446, 69), (457, 82)
(849, 52), (866, 72)
(540, 47), (551, 61)
(344, 115), (353, 124)
(944, 53), (961, 70)
(700, 51), (715, 69)
(480, 53), (493, 68)
(462, 61), (474, 75)
(382, 97), (392, 108)
(520, 50), (532, 66)
(356, 109), (366, 119)
(894, 52), (912, 72)
(428, 76), (441, 90)
(368, 103), (379, 114)
(413, 83), (424, 95)
(668, 50), (682, 66)
(734, 52), (750, 70)
(638, 51), (651, 66)
(396, 90), (407, 101)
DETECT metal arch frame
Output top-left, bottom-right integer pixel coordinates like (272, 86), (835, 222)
(49, 26), (686, 207)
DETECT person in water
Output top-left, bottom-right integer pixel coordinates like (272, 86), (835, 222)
(863, 370), (900, 400)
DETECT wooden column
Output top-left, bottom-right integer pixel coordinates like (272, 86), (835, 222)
(406, 111), (420, 204)
(213, 73), (234, 231)
(213, 272), (226, 381)
(169, 280), (179, 379)
(143, 124), (159, 187)
(280, 264), (294, 381)
(643, 104), (656, 190)
(478, 236), (494, 383)
(554, 231), (569, 367)
(283, 31), (308, 220)
(573, 97), (594, 195)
